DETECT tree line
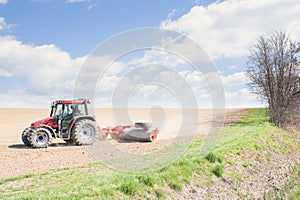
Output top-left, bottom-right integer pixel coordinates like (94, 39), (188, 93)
(246, 31), (299, 130)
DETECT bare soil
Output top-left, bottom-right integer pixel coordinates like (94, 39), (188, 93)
(171, 140), (300, 199)
(0, 108), (249, 180)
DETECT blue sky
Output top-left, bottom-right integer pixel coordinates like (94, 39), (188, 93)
(0, 0), (299, 108)
(1, 0), (212, 58)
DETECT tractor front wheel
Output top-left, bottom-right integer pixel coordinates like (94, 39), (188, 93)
(72, 119), (97, 145)
(21, 127), (33, 147)
(29, 128), (53, 148)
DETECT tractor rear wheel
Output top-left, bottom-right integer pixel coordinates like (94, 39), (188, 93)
(29, 127), (53, 148)
(72, 119), (97, 145)
(21, 127), (33, 147)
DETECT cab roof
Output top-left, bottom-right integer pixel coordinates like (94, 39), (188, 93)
(54, 99), (90, 105)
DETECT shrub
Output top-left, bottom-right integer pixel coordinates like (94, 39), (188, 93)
(155, 188), (165, 198)
(242, 162), (249, 168)
(170, 181), (182, 191)
(138, 175), (154, 187)
(212, 164), (224, 177)
(205, 152), (223, 163)
(254, 144), (263, 151)
(120, 178), (138, 195)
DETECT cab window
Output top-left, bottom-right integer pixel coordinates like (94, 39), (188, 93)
(54, 104), (67, 117)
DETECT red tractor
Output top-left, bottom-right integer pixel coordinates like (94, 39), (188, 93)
(22, 99), (100, 148)
(21, 99), (159, 148)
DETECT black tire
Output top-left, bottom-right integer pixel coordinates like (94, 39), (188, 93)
(29, 127), (53, 148)
(21, 127), (32, 147)
(72, 119), (97, 145)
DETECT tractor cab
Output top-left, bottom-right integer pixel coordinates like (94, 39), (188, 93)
(50, 99), (89, 118)
(50, 99), (90, 137)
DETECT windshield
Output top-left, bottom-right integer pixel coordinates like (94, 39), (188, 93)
(52, 104), (87, 117)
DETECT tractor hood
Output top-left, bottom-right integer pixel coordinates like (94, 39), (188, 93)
(31, 116), (58, 129)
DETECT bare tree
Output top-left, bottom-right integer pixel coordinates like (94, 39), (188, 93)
(246, 31), (300, 129)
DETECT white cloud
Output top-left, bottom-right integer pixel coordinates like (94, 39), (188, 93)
(65, 0), (96, 10)
(3, 0), (279, 108)
(159, 0), (284, 107)
(161, 0), (300, 59)
(228, 65), (237, 70)
(0, 68), (12, 77)
(0, 36), (85, 107)
(83, 26), (264, 108)
(221, 72), (247, 92)
(128, 84), (180, 108)
(225, 88), (263, 108)
(91, 52), (264, 108)
(167, 9), (177, 19)
(87, 3), (97, 10)
(221, 72), (263, 107)
(97, 75), (120, 92)
(128, 49), (185, 67)
(179, 70), (263, 108)
(0, 0), (8, 5)
(128, 35), (212, 70)
(0, 17), (10, 31)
